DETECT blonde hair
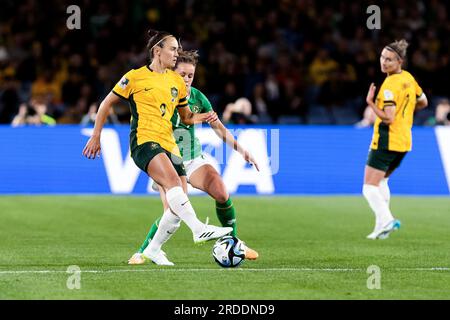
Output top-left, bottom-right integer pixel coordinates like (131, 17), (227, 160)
(385, 39), (409, 60)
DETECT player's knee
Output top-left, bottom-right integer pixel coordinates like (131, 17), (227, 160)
(160, 174), (182, 190)
(210, 178), (228, 203)
(214, 190), (229, 204)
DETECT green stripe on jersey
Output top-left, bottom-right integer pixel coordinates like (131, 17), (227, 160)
(129, 94), (139, 152)
(378, 123), (389, 150)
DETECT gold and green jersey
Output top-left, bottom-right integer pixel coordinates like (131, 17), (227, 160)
(171, 87), (213, 161)
(371, 70), (423, 152)
(112, 66), (188, 157)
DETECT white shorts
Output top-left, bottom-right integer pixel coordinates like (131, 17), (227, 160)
(184, 154), (214, 182)
(151, 154), (214, 191)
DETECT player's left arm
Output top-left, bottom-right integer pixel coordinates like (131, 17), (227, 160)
(366, 83), (395, 124)
(415, 93), (428, 110)
(209, 119), (260, 171)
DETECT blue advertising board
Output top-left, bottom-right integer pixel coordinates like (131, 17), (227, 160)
(0, 125), (449, 195)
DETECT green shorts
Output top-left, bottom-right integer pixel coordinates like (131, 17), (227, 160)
(131, 141), (186, 176)
(366, 148), (407, 172)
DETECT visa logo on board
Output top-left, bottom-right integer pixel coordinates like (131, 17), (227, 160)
(81, 128), (279, 194)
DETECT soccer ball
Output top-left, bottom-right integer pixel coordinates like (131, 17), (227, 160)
(212, 235), (246, 268)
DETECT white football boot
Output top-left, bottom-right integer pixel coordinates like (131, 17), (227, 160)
(128, 250), (167, 265)
(143, 250), (174, 266)
(193, 218), (233, 244)
(367, 219), (401, 240)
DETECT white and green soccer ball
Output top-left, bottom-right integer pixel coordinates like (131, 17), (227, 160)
(212, 235), (245, 268)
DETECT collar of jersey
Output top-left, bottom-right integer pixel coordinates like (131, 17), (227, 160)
(146, 65), (168, 74)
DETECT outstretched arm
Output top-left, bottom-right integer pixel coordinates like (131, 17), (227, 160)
(177, 106), (218, 125)
(210, 119), (259, 171)
(82, 92), (120, 159)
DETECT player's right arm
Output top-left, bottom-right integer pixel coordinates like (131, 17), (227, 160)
(83, 71), (134, 159)
(366, 83), (396, 125)
(82, 92), (121, 159)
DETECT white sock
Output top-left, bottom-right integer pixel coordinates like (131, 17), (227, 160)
(379, 178), (390, 205)
(143, 208), (181, 257)
(166, 186), (204, 234)
(363, 184), (394, 229)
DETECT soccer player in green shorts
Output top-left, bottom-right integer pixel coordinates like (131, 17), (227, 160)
(128, 50), (259, 264)
(363, 39), (428, 240)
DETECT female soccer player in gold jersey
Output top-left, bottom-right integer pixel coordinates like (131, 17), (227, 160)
(82, 29), (232, 265)
(128, 50), (259, 265)
(363, 39), (428, 240)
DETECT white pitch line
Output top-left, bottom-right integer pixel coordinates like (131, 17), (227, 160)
(0, 267), (449, 275)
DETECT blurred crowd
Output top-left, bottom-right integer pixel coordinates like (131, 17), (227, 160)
(0, 0), (449, 126)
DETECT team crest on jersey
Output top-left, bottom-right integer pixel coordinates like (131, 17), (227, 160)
(383, 89), (394, 100)
(118, 77), (129, 89)
(192, 105), (201, 113)
(171, 87), (178, 102)
(149, 142), (159, 150)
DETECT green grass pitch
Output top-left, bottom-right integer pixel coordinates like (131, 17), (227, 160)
(1, 196), (449, 299)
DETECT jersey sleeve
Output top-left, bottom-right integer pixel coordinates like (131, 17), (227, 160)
(112, 70), (134, 100)
(414, 79), (424, 98)
(380, 78), (397, 108)
(176, 77), (188, 108)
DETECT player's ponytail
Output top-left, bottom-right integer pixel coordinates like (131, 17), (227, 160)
(385, 39), (409, 61)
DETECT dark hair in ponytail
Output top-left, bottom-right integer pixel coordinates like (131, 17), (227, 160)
(146, 29), (174, 61)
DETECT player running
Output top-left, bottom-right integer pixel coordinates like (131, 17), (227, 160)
(363, 39), (428, 240)
(82, 30), (233, 265)
(128, 50), (259, 265)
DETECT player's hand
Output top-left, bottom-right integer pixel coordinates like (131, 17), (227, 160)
(82, 135), (101, 159)
(204, 111), (218, 124)
(366, 83), (376, 106)
(243, 151), (260, 171)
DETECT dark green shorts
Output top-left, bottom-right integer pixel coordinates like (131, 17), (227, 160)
(131, 141), (186, 176)
(366, 148), (407, 172)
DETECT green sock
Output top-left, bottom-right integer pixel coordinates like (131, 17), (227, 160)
(216, 197), (237, 237)
(137, 217), (161, 253)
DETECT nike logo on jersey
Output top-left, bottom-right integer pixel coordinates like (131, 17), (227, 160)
(144, 88), (153, 91)
(181, 201), (189, 206)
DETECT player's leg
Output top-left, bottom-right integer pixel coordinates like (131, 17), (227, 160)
(378, 177), (390, 205)
(147, 152), (232, 244)
(137, 217), (161, 255)
(380, 154), (405, 205)
(142, 176), (193, 259)
(128, 216), (162, 264)
(140, 155), (185, 265)
(189, 164), (236, 235)
(378, 167), (396, 205)
(129, 179), (185, 265)
(363, 149), (401, 239)
(189, 162), (258, 260)
(138, 186), (170, 254)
